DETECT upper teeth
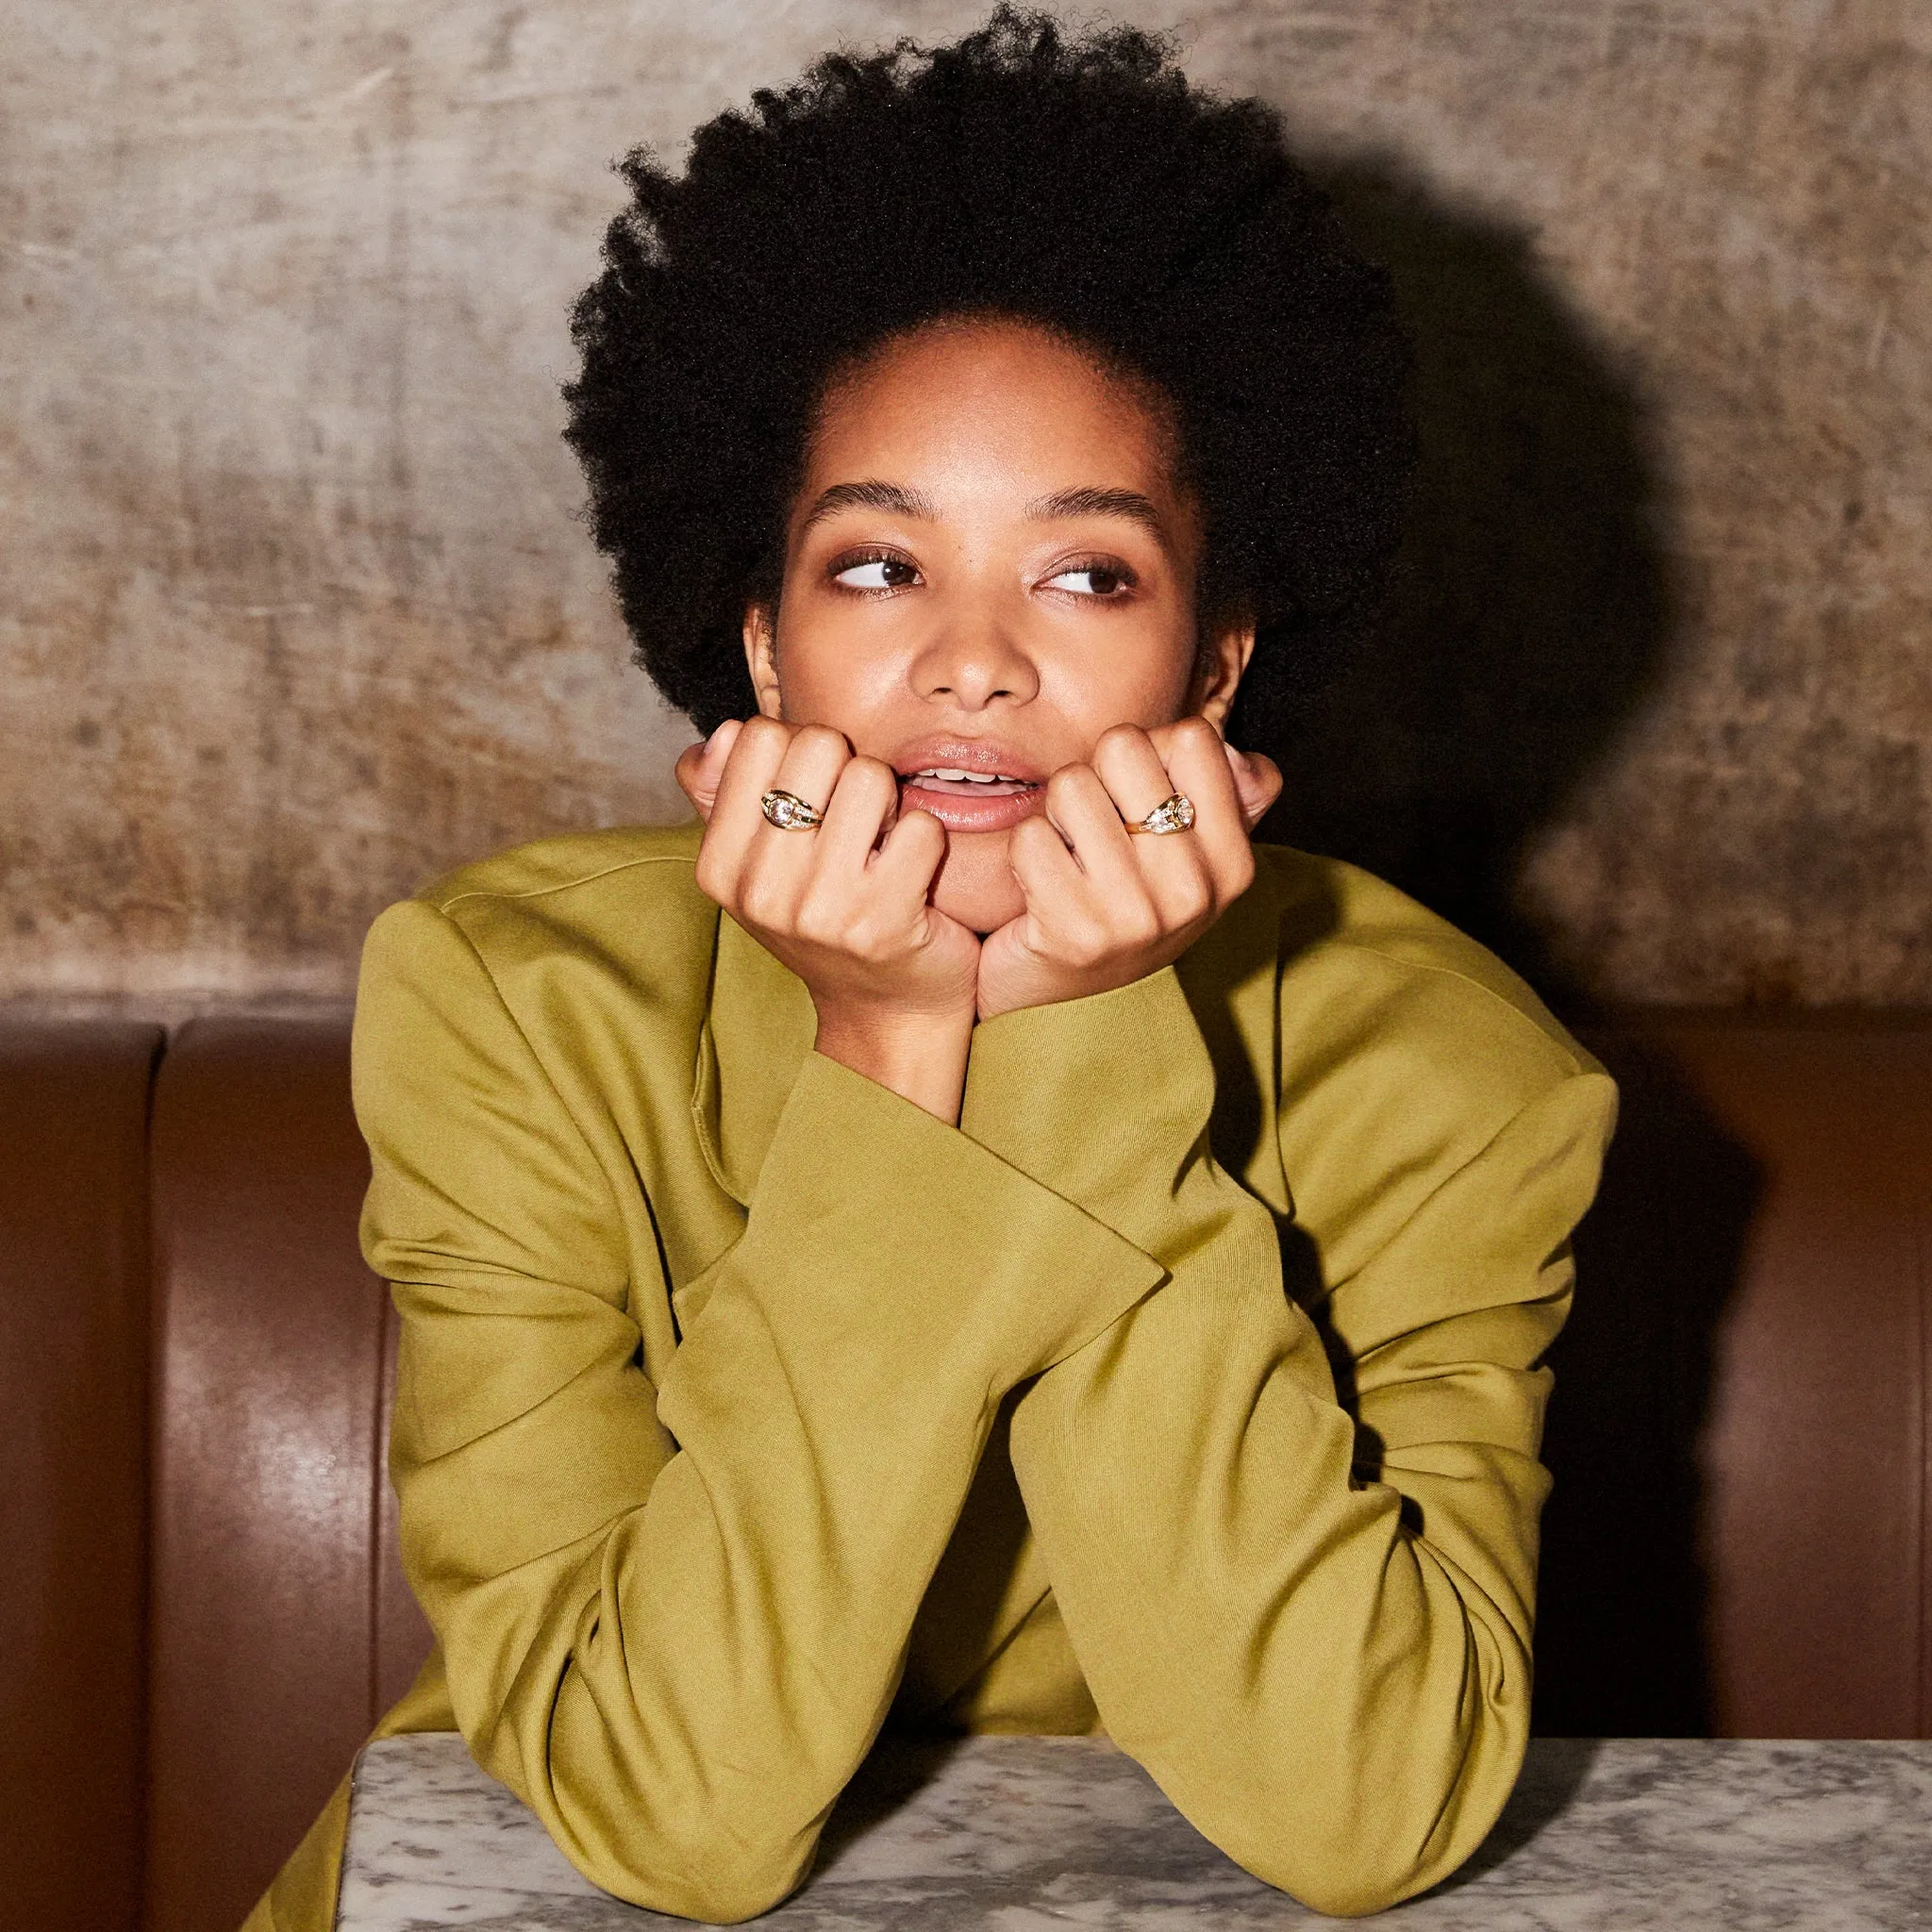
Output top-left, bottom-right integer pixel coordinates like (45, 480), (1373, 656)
(913, 768), (1024, 784)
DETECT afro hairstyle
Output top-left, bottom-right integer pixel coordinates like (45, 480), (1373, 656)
(562, 7), (1414, 754)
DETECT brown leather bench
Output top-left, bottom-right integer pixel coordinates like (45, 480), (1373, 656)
(4, 1011), (1929, 1932)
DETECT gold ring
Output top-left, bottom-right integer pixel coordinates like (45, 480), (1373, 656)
(1129, 792), (1196, 836)
(759, 789), (824, 830)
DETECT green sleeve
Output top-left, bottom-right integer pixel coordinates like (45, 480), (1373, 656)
(354, 900), (1163, 1923)
(961, 965), (1616, 1918)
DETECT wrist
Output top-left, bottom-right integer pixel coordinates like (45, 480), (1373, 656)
(812, 1003), (974, 1124)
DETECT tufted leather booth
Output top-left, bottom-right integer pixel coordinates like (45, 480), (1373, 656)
(2, 1010), (1929, 1932)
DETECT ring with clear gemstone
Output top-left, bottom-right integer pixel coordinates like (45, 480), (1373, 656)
(1130, 792), (1196, 836)
(759, 789), (824, 830)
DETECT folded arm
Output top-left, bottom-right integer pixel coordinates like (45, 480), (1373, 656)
(356, 900), (1162, 1922)
(963, 965), (1616, 1917)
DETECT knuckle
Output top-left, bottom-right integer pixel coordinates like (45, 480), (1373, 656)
(1169, 884), (1210, 929)
(1174, 852), (1214, 901)
(740, 875), (785, 927)
(847, 915), (892, 960)
(792, 897), (835, 945)
(897, 808), (943, 850)
(1065, 919), (1109, 966)
(1005, 820), (1045, 867)
(793, 723), (847, 760)
(840, 755), (895, 803)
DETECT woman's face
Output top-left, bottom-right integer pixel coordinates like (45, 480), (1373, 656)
(745, 316), (1253, 934)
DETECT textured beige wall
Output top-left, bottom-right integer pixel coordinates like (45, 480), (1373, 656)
(3, 1), (1926, 1006)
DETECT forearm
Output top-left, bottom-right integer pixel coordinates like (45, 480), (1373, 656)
(962, 972), (1604, 1915)
(463, 1278), (1007, 1921)
(1008, 1261), (1540, 1917)
(394, 1051), (1163, 1923)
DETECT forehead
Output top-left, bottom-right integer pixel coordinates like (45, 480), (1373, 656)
(801, 316), (1184, 508)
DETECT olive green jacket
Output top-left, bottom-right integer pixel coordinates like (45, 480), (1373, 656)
(249, 823), (1614, 1928)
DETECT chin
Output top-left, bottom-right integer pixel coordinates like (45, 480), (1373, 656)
(930, 833), (1024, 936)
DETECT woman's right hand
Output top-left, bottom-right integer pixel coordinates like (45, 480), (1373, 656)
(676, 718), (981, 1122)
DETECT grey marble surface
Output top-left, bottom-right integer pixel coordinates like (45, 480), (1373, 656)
(337, 1731), (1932, 1929)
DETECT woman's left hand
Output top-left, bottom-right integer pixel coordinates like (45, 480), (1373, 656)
(975, 718), (1283, 1023)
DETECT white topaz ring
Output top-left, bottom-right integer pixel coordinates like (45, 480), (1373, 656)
(1130, 792), (1197, 836)
(759, 789), (824, 831)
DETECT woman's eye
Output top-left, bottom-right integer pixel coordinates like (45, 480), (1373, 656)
(832, 554), (921, 591)
(1044, 562), (1133, 598)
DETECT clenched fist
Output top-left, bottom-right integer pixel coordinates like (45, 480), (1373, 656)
(679, 715), (1281, 1119)
(676, 717), (980, 1120)
(975, 718), (1281, 1021)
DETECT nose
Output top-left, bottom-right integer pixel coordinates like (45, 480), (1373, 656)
(909, 614), (1040, 711)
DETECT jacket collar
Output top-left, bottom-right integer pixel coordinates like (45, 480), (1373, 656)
(691, 909), (817, 1207)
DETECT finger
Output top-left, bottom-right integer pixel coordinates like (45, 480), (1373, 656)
(870, 803), (949, 906)
(736, 723), (854, 925)
(709, 714), (795, 834)
(675, 743), (706, 812)
(1155, 718), (1256, 901)
(1091, 722), (1183, 828)
(1008, 808), (1084, 905)
(812, 754), (900, 877)
(1007, 811), (1107, 958)
(765, 722), (851, 828)
(1226, 742), (1284, 828)
(699, 715), (800, 904)
(1146, 720), (1277, 828)
(1041, 761), (1138, 874)
(1083, 725), (1216, 929)
(1036, 768), (1145, 939)
(675, 719), (744, 822)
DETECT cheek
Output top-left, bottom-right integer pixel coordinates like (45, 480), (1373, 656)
(782, 654), (904, 732)
(1047, 627), (1200, 735)
(768, 603), (896, 724)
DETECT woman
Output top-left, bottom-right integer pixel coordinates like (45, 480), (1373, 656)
(249, 12), (1614, 1927)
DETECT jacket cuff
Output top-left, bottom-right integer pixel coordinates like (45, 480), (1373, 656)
(724, 1050), (1166, 1388)
(959, 968), (1218, 1257)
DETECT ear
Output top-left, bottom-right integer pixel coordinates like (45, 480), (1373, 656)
(742, 604), (785, 720)
(1190, 613), (1257, 733)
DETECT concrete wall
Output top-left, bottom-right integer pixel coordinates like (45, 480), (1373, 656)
(4, 1), (1925, 1008)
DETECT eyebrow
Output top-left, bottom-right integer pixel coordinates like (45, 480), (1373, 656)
(797, 478), (1174, 546)
(1024, 486), (1171, 545)
(797, 479), (941, 532)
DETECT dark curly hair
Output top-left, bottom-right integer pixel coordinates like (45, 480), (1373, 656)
(563, 8), (1413, 753)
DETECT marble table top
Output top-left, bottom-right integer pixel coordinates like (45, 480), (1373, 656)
(336, 1731), (1932, 1929)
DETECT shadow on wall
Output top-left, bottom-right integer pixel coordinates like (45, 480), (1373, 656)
(1259, 158), (1763, 1737)
(1545, 1028), (1761, 1738)
(1263, 156), (1669, 985)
